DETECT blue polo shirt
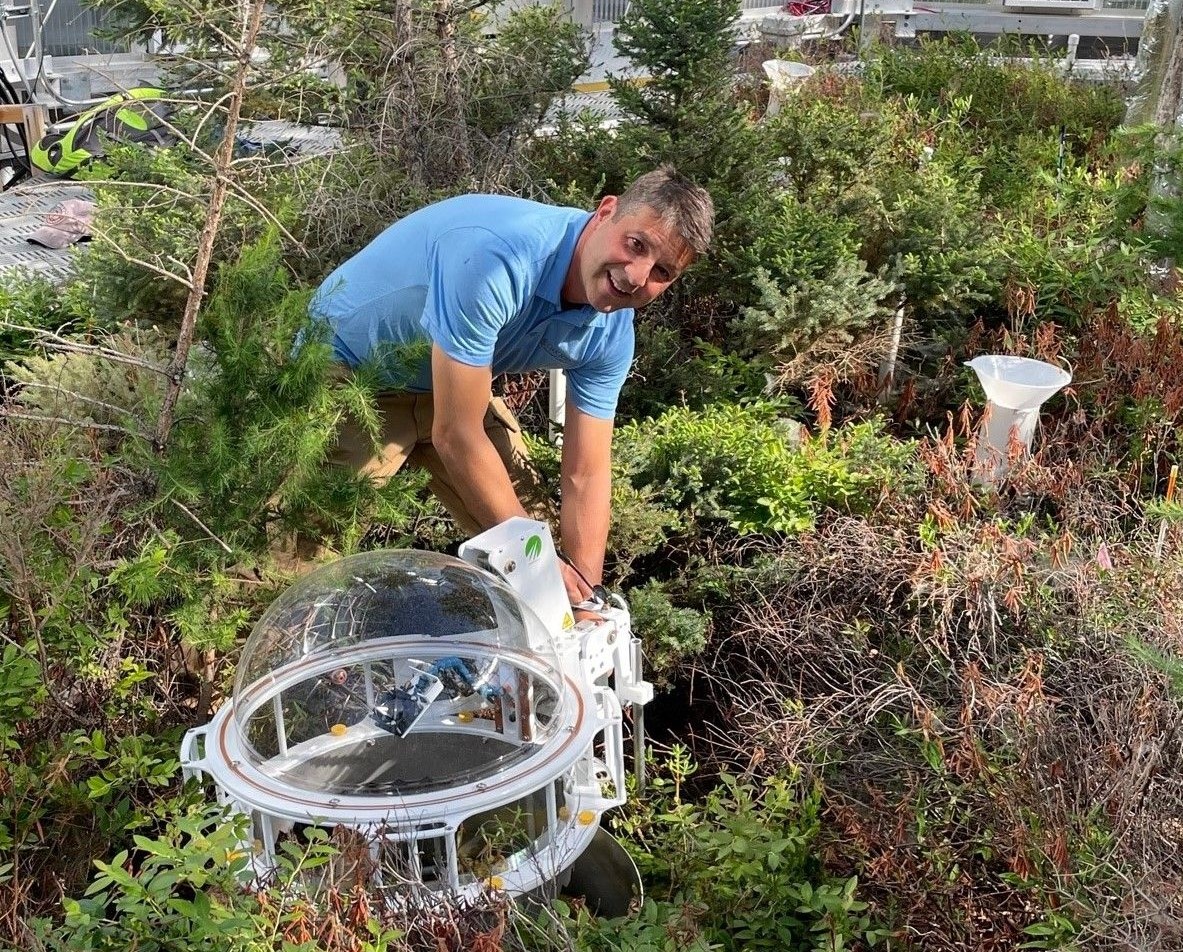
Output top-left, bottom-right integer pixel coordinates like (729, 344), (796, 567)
(309, 194), (635, 420)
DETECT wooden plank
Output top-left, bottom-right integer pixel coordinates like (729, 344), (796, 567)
(0, 104), (48, 145)
(22, 105), (47, 144)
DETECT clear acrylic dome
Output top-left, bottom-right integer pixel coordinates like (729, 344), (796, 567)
(230, 550), (574, 797)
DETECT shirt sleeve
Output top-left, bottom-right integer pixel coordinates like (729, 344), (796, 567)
(565, 316), (635, 420)
(422, 227), (526, 367)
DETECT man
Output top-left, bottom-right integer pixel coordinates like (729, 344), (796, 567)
(310, 165), (713, 609)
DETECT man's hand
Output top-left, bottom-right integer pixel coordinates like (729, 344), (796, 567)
(562, 562), (605, 625)
(560, 559), (593, 606)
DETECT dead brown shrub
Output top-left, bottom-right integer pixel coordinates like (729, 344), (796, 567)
(686, 404), (1183, 949)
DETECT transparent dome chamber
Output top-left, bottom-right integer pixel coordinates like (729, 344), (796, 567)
(181, 530), (647, 900)
(234, 551), (570, 798)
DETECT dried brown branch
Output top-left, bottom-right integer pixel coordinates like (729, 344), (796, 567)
(0, 322), (171, 375)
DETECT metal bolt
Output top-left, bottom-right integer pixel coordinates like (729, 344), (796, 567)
(504, 560), (516, 574)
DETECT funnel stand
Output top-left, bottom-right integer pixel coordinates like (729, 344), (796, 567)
(965, 355), (1071, 485)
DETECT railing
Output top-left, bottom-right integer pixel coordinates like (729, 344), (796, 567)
(936, 0), (1148, 6)
(592, 0), (1148, 22)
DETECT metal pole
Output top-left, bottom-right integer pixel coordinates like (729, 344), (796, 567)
(633, 706), (646, 794)
(631, 637), (646, 794)
(549, 368), (567, 442)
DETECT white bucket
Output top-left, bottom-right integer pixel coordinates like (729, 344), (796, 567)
(763, 60), (815, 118)
(966, 355), (1071, 483)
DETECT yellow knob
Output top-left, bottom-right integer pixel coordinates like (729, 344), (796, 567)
(558, 806), (571, 821)
(330, 723), (347, 736)
(487, 876), (505, 889)
(457, 711), (474, 724)
(577, 810), (596, 826)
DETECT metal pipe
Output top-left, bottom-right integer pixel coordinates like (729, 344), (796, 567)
(631, 637), (646, 794)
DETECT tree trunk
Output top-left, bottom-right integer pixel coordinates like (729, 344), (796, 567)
(1128, 0), (1183, 240)
(390, 0), (426, 180)
(1127, 0), (1183, 126)
(154, 0), (267, 450)
(435, 0), (472, 181)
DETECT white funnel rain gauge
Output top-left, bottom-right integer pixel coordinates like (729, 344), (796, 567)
(181, 518), (652, 909)
(966, 355), (1071, 483)
(763, 60), (815, 117)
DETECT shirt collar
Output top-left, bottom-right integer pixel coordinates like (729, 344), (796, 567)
(541, 208), (634, 326)
(537, 210), (589, 305)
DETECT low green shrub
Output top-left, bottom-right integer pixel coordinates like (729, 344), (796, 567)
(0, 273), (102, 373)
(866, 35), (1125, 203)
(616, 406), (920, 536)
(1000, 162), (1167, 331)
(627, 580), (710, 685)
(568, 756), (882, 952)
(616, 402), (813, 534)
(30, 807), (337, 952)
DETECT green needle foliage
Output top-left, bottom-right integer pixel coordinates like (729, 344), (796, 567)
(611, 0), (742, 136)
(152, 234), (425, 559)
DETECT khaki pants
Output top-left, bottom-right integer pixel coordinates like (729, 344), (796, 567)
(332, 392), (551, 536)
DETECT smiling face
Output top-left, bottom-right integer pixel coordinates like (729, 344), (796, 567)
(563, 196), (695, 313)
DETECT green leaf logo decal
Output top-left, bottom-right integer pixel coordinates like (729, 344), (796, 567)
(525, 535), (543, 560)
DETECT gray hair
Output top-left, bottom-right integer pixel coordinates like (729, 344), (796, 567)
(614, 165), (714, 258)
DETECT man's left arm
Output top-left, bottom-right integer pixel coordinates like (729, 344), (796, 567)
(559, 407), (615, 591)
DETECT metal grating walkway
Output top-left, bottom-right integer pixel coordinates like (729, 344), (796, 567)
(0, 180), (94, 282)
(0, 120), (344, 281)
(237, 119), (344, 157)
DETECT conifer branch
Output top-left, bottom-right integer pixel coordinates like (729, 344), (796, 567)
(0, 322), (172, 375)
(9, 382), (152, 424)
(168, 497), (235, 554)
(0, 409), (141, 436)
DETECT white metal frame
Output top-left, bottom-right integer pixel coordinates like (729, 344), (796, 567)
(182, 520), (652, 901)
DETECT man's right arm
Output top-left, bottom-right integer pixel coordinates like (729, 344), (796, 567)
(430, 345), (595, 605)
(429, 344), (529, 530)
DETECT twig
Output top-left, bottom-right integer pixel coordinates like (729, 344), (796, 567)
(0, 322), (171, 375)
(154, 0), (268, 450)
(11, 381), (150, 424)
(1154, 464), (1178, 561)
(86, 226), (195, 288)
(0, 408), (140, 436)
(168, 497), (235, 554)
